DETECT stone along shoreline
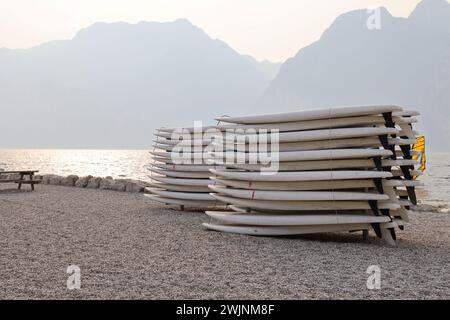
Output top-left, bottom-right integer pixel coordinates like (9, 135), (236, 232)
(0, 172), (149, 193)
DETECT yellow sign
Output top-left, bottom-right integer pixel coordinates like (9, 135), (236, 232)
(412, 136), (426, 179)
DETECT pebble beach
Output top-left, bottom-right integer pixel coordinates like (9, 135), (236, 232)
(0, 183), (449, 299)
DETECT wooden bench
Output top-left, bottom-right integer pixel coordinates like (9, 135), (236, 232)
(0, 170), (41, 191)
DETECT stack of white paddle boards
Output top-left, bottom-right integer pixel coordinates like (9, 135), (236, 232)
(145, 126), (224, 209)
(204, 105), (423, 244)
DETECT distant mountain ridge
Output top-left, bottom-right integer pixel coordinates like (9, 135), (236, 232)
(0, 19), (270, 149)
(1, 0), (449, 150)
(242, 55), (282, 81)
(261, 0), (450, 150)
(409, 0), (450, 30)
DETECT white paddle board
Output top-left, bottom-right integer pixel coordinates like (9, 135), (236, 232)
(214, 115), (416, 133)
(145, 194), (222, 207)
(210, 177), (402, 191)
(148, 188), (215, 200)
(146, 183), (210, 193)
(153, 144), (207, 152)
(210, 194), (401, 211)
(203, 222), (375, 236)
(218, 137), (416, 152)
(211, 149), (393, 162)
(210, 169), (392, 182)
(153, 139), (215, 146)
(205, 211), (391, 226)
(212, 159), (418, 172)
(150, 176), (211, 186)
(221, 127), (398, 143)
(152, 163), (218, 172)
(208, 185), (389, 201)
(150, 167), (211, 179)
(215, 105), (403, 124)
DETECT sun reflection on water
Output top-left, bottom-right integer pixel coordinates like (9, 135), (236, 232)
(0, 149), (150, 182)
(0, 149), (449, 209)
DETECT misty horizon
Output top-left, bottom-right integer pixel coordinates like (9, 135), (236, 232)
(1, 0), (449, 150)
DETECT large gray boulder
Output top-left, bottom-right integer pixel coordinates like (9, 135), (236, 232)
(3, 173), (21, 180)
(125, 180), (148, 193)
(99, 177), (114, 190)
(86, 177), (102, 189)
(48, 175), (64, 185)
(61, 175), (79, 187)
(111, 179), (127, 192)
(75, 175), (93, 188)
(41, 175), (51, 184)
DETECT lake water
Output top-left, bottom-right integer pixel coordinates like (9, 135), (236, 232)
(0, 149), (151, 182)
(416, 152), (450, 211)
(0, 149), (448, 210)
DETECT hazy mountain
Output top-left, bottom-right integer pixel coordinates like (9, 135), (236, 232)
(0, 19), (269, 149)
(261, 0), (450, 150)
(2, 0), (449, 150)
(410, 0), (450, 29)
(242, 55), (282, 81)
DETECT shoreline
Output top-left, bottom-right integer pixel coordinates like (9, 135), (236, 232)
(0, 171), (150, 193)
(2, 170), (447, 213)
(0, 183), (449, 299)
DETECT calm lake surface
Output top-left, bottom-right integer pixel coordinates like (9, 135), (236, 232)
(0, 149), (448, 210)
(0, 149), (150, 181)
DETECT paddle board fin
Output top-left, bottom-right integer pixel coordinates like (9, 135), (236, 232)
(372, 178), (384, 194)
(406, 186), (417, 205)
(377, 135), (396, 160)
(369, 201), (386, 238)
(368, 200), (380, 216)
(371, 223), (382, 238)
(397, 222), (405, 231)
(389, 228), (397, 241)
(378, 135), (389, 149)
(400, 144), (412, 159)
(382, 112), (395, 128)
(373, 156), (382, 171)
(400, 166), (413, 180)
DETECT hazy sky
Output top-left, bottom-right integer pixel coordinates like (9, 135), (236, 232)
(1, 0), (423, 62)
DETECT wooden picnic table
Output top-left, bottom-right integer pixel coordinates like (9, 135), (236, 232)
(0, 170), (41, 191)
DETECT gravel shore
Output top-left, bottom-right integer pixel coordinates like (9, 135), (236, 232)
(0, 183), (449, 299)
